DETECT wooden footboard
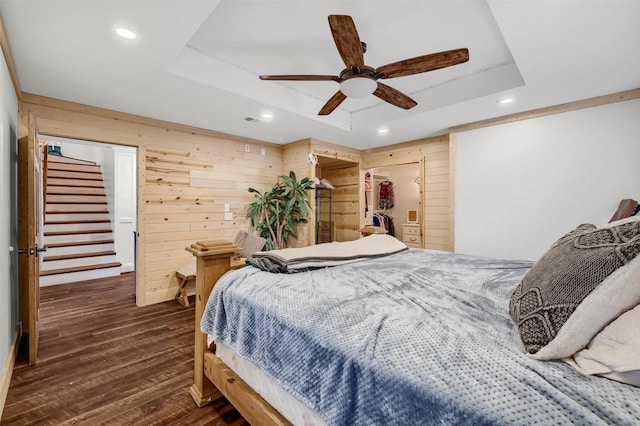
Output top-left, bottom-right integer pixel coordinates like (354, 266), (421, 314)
(204, 352), (289, 425)
(187, 241), (290, 425)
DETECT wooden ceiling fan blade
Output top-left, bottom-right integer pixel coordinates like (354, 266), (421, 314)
(318, 91), (347, 115)
(328, 15), (365, 69)
(260, 75), (341, 82)
(373, 83), (417, 110)
(377, 48), (469, 79)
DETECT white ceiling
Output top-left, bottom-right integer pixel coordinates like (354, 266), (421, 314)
(1, 0), (639, 150)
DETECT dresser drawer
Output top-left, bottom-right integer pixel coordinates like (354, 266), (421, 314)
(404, 235), (420, 245)
(404, 226), (420, 236)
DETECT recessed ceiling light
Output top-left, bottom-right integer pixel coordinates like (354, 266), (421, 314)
(497, 97), (514, 105)
(377, 127), (389, 135)
(260, 112), (274, 122)
(115, 27), (137, 40)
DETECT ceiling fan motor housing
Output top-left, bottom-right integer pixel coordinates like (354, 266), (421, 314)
(339, 66), (378, 81)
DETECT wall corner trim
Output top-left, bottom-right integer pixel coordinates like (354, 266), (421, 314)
(0, 16), (22, 100)
(0, 324), (22, 419)
(449, 88), (640, 134)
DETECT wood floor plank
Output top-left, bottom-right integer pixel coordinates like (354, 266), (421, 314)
(1, 273), (249, 426)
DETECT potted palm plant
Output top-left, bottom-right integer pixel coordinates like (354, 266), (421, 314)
(247, 171), (314, 250)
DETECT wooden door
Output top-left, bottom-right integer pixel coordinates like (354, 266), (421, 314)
(419, 156), (425, 248)
(18, 111), (44, 365)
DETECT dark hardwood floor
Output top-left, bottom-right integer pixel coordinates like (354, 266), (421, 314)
(2, 273), (249, 426)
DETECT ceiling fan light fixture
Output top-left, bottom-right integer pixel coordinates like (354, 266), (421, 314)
(340, 77), (377, 98)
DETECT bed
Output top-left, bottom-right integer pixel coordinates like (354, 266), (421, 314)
(187, 224), (640, 425)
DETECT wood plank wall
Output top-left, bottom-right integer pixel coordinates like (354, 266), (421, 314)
(318, 164), (360, 242)
(284, 138), (362, 246)
(311, 139), (361, 243)
(281, 140), (314, 247)
(423, 137), (454, 252)
(18, 94), (452, 306)
(19, 94), (282, 306)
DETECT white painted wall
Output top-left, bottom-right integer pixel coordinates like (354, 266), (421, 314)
(47, 138), (109, 165)
(374, 163), (421, 227)
(455, 99), (640, 261)
(41, 136), (137, 273)
(0, 44), (19, 393)
(112, 145), (136, 272)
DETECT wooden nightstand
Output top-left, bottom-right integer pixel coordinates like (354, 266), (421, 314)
(402, 224), (421, 248)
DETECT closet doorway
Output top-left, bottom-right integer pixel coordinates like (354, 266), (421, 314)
(361, 162), (423, 247)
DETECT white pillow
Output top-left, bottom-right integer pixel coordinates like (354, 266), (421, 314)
(565, 304), (640, 387)
(600, 214), (640, 228)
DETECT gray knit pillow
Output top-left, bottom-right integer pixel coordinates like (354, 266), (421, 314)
(510, 221), (640, 356)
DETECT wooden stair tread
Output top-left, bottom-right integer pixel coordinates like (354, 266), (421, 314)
(45, 219), (110, 225)
(46, 209), (109, 214)
(46, 201), (108, 205)
(47, 184), (106, 189)
(47, 193), (106, 197)
(47, 166), (102, 172)
(45, 239), (115, 248)
(47, 185), (104, 195)
(46, 174), (104, 181)
(40, 262), (122, 276)
(47, 166), (101, 173)
(47, 155), (97, 166)
(46, 179), (104, 187)
(47, 176), (102, 182)
(44, 229), (113, 236)
(44, 251), (117, 262)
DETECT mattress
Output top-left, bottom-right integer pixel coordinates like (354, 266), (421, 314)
(216, 342), (326, 425)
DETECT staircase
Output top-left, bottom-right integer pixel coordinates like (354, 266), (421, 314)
(41, 154), (122, 286)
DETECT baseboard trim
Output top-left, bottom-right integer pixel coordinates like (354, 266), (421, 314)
(0, 324), (21, 420)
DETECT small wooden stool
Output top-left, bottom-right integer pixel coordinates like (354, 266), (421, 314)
(175, 259), (245, 307)
(175, 265), (196, 307)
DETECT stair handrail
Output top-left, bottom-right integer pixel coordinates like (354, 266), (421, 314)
(41, 140), (48, 222)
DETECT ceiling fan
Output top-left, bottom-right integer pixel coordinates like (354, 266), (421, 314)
(259, 15), (469, 116)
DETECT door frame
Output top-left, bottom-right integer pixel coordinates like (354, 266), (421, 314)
(360, 159), (425, 247)
(17, 111), (43, 365)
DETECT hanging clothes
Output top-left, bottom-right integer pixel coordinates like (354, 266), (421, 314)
(373, 213), (395, 237)
(379, 180), (394, 210)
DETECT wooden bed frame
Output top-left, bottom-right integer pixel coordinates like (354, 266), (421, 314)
(186, 241), (291, 425)
(187, 235), (640, 424)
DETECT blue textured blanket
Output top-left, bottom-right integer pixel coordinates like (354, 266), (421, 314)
(201, 249), (640, 425)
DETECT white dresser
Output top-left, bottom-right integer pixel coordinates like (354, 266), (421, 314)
(402, 223), (421, 248)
